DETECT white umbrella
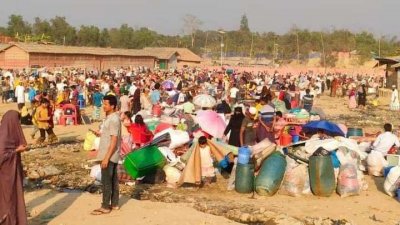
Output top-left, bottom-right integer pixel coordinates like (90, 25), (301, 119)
(193, 94), (216, 108)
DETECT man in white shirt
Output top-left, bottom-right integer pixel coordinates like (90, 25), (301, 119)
(229, 85), (239, 105)
(128, 82), (137, 96)
(372, 123), (400, 155)
(15, 82), (25, 110)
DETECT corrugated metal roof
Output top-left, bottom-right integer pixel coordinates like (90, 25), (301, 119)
(391, 62), (400, 69)
(3, 43), (155, 57)
(144, 47), (202, 62)
(0, 43), (203, 62)
(141, 48), (178, 60)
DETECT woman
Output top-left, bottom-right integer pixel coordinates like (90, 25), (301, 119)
(223, 107), (245, 147)
(128, 115), (153, 147)
(0, 110), (29, 225)
(357, 84), (367, 109)
(131, 87), (141, 115)
(348, 86), (357, 109)
(140, 88), (152, 111)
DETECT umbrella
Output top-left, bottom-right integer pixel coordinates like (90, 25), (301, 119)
(196, 110), (226, 138)
(303, 120), (345, 137)
(193, 94), (216, 108)
(162, 80), (174, 89)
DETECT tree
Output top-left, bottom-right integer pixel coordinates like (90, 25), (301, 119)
(77, 25), (100, 46)
(98, 28), (111, 47)
(7, 14), (31, 37)
(183, 14), (202, 47)
(240, 14), (250, 32)
(49, 16), (76, 45)
(32, 17), (52, 36)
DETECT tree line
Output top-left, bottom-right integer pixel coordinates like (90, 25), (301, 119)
(1, 14), (399, 66)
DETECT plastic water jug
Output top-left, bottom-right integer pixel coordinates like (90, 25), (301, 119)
(237, 146), (251, 165)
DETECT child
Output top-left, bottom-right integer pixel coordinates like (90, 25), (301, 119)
(198, 136), (216, 185)
(35, 98), (57, 144)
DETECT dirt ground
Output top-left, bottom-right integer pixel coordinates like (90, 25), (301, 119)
(1, 92), (400, 225)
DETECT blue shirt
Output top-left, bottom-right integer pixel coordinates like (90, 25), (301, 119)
(93, 92), (104, 107)
(28, 88), (36, 102)
(150, 90), (160, 105)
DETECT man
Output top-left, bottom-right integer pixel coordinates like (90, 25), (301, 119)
(182, 96), (195, 114)
(229, 84), (239, 105)
(92, 95), (121, 215)
(372, 123), (400, 156)
(302, 89), (314, 112)
(15, 82), (25, 110)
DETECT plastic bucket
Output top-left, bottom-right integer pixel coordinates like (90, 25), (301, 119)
(238, 146), (251, 165)
(280, 134), (292, 146)
(292, 135), (300, 143)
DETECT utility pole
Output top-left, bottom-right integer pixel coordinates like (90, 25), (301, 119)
(250, 33), (254, 59)
(378, 37), (381, 57)
(218, 30), (225, 67)
(296, 32), (300, 62)
(204, 32), (209, 54)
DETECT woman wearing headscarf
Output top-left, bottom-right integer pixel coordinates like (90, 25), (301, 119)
(357, 84), (367, 109)
(223, 107), (245, 147)
(0, 110), (29, 225)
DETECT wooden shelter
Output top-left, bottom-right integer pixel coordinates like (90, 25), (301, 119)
(374, 56), (400, 88)
(144, 47), (202, 68)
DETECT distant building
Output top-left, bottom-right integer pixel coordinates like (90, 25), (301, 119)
(0, 43), (202, 70)
(144, 47), (202, 68)
(374, 56), (400, 88)
(0, 35), (15, 44)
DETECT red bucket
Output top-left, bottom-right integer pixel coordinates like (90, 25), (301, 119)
(280, 134), (292, 146)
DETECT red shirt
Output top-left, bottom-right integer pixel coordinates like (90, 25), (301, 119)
(128, 123), (153, 144)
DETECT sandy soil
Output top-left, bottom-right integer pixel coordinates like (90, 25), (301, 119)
(1, 93), (400, 225)
(25, 189), (241, 225)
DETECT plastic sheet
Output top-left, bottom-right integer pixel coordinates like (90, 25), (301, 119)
(384, 166), (400, 197)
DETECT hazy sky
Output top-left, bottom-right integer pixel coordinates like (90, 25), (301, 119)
(0, 0), (398, 36)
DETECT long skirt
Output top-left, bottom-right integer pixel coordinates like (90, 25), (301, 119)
(348, 96), (357, 109)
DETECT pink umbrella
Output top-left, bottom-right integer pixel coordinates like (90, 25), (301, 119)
(196, 110), (226, 138)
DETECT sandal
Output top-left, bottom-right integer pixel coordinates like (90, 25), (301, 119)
(91, 208), (111, 215)
(112, 206), (120, 210)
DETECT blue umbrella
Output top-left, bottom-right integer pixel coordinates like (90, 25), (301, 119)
(303, 120), (345, 137)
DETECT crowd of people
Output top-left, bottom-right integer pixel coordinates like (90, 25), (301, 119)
(1, 65), (400, 222)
